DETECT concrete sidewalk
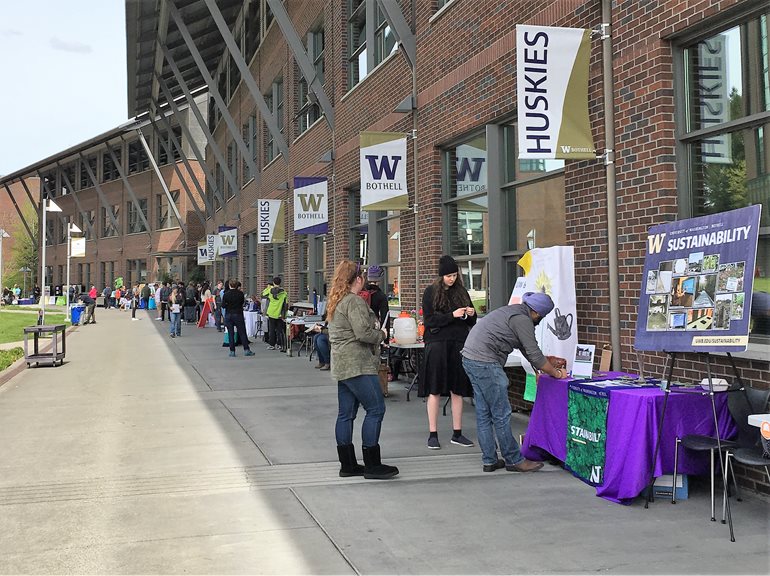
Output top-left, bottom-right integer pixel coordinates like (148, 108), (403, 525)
(0, 307), (767, 574)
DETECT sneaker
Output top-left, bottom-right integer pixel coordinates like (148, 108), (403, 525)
(156, 317), (162, 321)
(315, 363), (324, 369)
(266, 345), (275, 350)
(506, 459), (544, 473)
(170, 334), (175, 338)
(229, 351), (236, 357)
(319, 364), (330, 371)
(244, 350), (255, 356)
(450, 435), (474, 447)
(427, 436), (441, 450)
(483, 459), (505, 472)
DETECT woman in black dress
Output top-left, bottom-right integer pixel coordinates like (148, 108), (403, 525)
(419, 255), (477, 449)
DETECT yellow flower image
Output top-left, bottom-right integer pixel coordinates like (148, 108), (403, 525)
(535, 270), (553, 296)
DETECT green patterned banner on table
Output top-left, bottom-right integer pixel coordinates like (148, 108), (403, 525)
(565, 382), (608, 486)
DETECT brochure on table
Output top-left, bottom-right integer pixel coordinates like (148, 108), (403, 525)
(634, 205), (761, 353)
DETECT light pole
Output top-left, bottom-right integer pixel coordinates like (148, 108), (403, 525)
(40, 197), (62, 325)
(20, 267), (31, 298)
(65, 222), (82, 322)
(0, 228), (9, 299)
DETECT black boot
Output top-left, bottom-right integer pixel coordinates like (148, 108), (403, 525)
(337, 444), (365, 477)
(362, 444), (399, 480)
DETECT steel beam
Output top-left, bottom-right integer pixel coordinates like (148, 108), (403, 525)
(136, 129), (187, 236)
(156, 78), (220, 217)
(2, 183), (35, 242)
(105, 141), (153, 237)
(19, 178), (39, 212)
(376, 0), (415, 69)
(56, 162), (96, 239)
(160, 50), (236, 208)
(75, 155), (122, 234)
(36, 171), (68, 236)
(147, 103), (212, 219)
(145, 113), (207, 228)
(168, 0), (267, 173)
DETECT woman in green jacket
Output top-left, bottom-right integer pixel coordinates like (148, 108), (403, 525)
(328, 260), (398, 480)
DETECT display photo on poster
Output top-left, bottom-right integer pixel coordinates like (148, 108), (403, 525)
(635, 205), (761, 353)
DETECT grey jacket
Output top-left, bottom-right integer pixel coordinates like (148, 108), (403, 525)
(461, 304), (547, 369)
(329, 292), (385, 381)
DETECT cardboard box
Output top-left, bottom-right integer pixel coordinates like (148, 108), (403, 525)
(652, 474), (688, 499)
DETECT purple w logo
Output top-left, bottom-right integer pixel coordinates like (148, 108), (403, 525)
(456, 157), (485, 181)
(365, 155), (401, 180)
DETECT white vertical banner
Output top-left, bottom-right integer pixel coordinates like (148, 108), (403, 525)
(508, 246), (578, 374)
(70, 237), (85, 258)
(217, 226), (238, 257)
(359, 131), (409, 210)
(257, 199), (286, 244)
(516, 25), (595, 159)
(206, 235), (217, 262)
(197, 242), (212, 266)
(294, 177), (328, 234)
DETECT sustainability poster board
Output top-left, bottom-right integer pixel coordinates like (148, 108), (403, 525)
(634, 205), (761, 353)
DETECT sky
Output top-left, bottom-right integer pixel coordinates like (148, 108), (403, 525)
(0, 2), (128, 176)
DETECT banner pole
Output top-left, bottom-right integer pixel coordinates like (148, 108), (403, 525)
(600, 1), (622, 371)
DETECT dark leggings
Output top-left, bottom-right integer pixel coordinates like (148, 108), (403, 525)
(225, 312), (251, 351)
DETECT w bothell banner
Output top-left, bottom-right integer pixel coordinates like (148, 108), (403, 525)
(360, 131), (409, 211)
(257, 199), (286, 244)
(294, 177), (328, 235)
(509, 246), (578, 401)
(516, 25), (595, 160)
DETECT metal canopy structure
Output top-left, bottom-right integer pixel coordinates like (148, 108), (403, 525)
(126, 0), (241, 117)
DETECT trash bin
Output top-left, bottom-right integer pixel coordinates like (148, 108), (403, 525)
(70, 305), (85, 325)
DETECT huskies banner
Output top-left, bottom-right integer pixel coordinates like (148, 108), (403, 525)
(360, 131), (409, 211)
(217, 226), (237, 258)
(294, 177), (328, 234)
(516, 25), (595, 160)
(257, 199), (286, 244)
(635, 205), (761, 353)
(565, 381), (609, 486)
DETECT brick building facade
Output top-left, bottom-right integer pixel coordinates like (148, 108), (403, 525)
(172, 0), (768, 493)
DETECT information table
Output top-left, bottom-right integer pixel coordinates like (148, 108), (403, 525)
(521, 372), (737, 503)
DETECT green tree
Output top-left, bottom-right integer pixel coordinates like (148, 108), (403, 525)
(5, 207), (38, 293)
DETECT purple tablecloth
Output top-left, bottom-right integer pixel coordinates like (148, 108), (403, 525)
(521, 372), (737, 503)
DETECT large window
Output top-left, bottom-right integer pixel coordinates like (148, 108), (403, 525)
(102, 149), (120, 182)
(227, 141), (237, 198)
(264, 78), (284, 164)
(678, 8), (770, 343)
(80, 209), (95, 241)
(80, 155), (97, 189)
(297, 26), (324, 136)
(128, 139), (149, 174)
(347, 0), (397, 90)
(127, 199), (148, 234)
(157, 127), (182, 165)
(157, 191), (179, 229)
(242, 114), (257, 183)
(371, 209), (401, 308)
(101, 205), (119, 238)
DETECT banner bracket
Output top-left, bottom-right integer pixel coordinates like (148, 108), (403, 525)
(410, 129), (417, 140)
(592, 23), (611, 40)
(596, 149), (614, 166)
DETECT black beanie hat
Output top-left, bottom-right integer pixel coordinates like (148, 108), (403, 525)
(438, 255), (459, 276)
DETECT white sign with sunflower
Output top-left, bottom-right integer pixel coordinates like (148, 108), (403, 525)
(509, 246), (578, 400)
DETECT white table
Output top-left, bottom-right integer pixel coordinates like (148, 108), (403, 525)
(243, 311), (264, 338)
(389, 342), (424, 401)
(748, 413), (770, 427)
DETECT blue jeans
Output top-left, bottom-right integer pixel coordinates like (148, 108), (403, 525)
(336, 374), (385, 448)
(461, 357), (523, 466)
(315, 332), (330, 364)
(169, 312), (181, 336)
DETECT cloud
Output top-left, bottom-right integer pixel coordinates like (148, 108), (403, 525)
(1, 29), (23, 37)
(49, 36), (92, 54)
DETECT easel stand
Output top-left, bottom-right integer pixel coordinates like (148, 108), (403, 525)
(643, 351), (748, 542)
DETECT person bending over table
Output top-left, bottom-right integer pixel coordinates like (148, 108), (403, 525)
(420, 255), (477, 450)
(461, 291), (568, 473)
(328, 260), (398, 480)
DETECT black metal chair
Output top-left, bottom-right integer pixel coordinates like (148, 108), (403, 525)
(673, 385), (770, 521)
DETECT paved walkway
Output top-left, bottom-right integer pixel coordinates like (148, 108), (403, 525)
(0, 308), (767, 574)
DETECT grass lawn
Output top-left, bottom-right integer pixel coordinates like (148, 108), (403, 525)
(0, 348), (24, 371)
(0, 311), (70, 345)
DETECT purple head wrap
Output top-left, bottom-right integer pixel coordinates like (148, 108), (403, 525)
(522, 291), (554, 317)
